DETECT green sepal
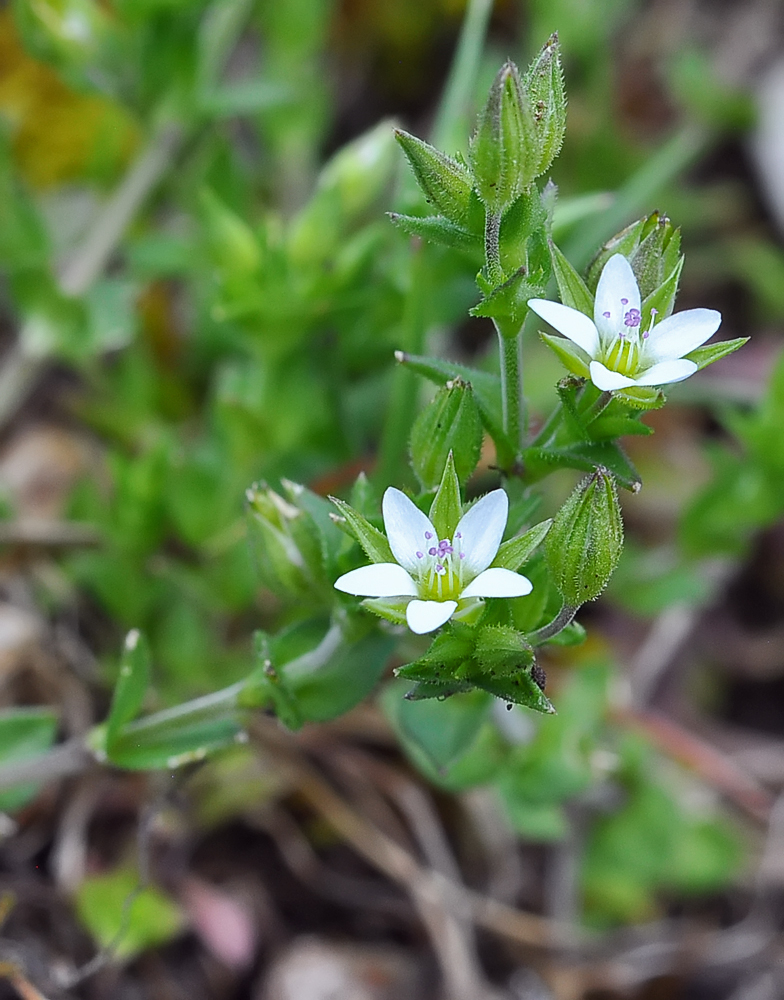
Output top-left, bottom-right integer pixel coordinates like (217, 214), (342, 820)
(328, 496), (394, 564)
(429, 452), (463, 538)
(362, 597), (410, 625)
(492, 518), (552, 570)
(396, 625), (477, 680)
(549, 240), (593, 316)
(394, 129), (473, 225)
(473, 624), (534, 674)
(410, 377), (483, 490)
(586, 217), (647, 291)
(470, 667), (555, 713)
(523, 32), (567, 179)
(546, 468), (624, 604)
(540, 332), (590, 377)
(641, 257), (683, 327)
(402, 679), (474, 700)
(472, 267), (547, 335)
(388, 212), (479, 250)
(611, 385), (666, 410)
(686, 337), (749, 371)
(106, 629), (151, 744)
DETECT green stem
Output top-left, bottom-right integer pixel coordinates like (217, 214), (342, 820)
(529, 604), (579, 645)
(497, 325), (524, 458)
(583, 389), (614, 422)
(484, 210), (503, 287)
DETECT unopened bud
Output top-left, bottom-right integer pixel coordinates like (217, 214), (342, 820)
(469, 61), (533, 214)
(410, 378), (483, 490)
(546, 468), (623, 605)
(246, 483), (324, 600)
(522, 33), (567, 179)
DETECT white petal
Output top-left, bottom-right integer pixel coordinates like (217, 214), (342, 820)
(382, 487), (437, 575)
(461, 568), (533, 599)
(334, 563), (418, 597)
(527, 299), (600, 357)
(406, 599), (457, 634)
(594, 254), (640, 345)
(644, 308), (721, 364)
(634, 359), (698, 386)
(588, 361), (637, 391)
(454, 489), (508, 577)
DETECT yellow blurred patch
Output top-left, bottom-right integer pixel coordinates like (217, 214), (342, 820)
(0, 9), (138, 187)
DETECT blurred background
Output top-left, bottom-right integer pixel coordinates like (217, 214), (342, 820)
(1, 0), (784, 997)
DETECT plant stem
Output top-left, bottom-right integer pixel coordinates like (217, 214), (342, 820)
(484, 210), (503, 286)
(529, 603), (579, 645)
(497, 324), (525, 456)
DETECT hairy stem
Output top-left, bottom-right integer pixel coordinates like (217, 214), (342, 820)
(484, 210), (503, 287)
(529, 603), (579, 645)
(497, 325), (525, 457)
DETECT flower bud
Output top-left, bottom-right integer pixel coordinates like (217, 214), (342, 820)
(587, 212), (682, 300)
(546, 468), (623, 605)
(522, 33), (567, 180)
(469, 61), (534, 214)
(410, 378), (483, 490)
(394, 130), (474, 225)
(246, 483), (325, 601)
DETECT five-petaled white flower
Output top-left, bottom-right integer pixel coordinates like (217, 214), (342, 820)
(334, 487), (532, 634)
(528, 253), (722, 391)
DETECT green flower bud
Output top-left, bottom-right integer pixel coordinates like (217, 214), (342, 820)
(546, 468), (623, 605)
(523, 33), (567, 180)
(469, 61), (534, 214)
(200, 188), (261, 274)
(410, 378), (483, 490)
(246, 483), (325, 601)
(394, 130), (473, 225)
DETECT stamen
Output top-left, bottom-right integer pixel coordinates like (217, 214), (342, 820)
(416, 551), (423, 558)
(624, 308), (641, 328)
(436, 564), (445, 574)
(459, 552), (464, 559)
(621, 297), (628, 305)
(603, 311), (611, 318)
(428, 547), (437, 556)
(455, 532), (462, 539)
(424, 531), (432, 539)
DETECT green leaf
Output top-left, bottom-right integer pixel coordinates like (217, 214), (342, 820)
(394, 130), (474, 224)
(106, 630), (151, 744)
(470, 667), (555, 714)
(75, 867), (184, 959)
(549, 240), (594, 316)
(382, 682), (491, 772)
(328, 497), (394, 564)
(0, 708), (58, 812)
(429, 452), (463, 538)
(686, 337), (749, 371)
(395, 352), (507, 457)
(388, 212), (479, 250)
(492, 519), (552, 570)
(471, 267), (547, 334)
(523, 441), (641, 492)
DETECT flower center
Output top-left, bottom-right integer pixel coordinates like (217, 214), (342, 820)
(414, 531), (466, 601)
(602, 306), (657, 376)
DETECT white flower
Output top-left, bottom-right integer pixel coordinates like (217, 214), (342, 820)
(334, 487), (532, 634)
(528, 254), (721, 391)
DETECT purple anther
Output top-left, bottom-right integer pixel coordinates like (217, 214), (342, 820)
(624, 308), (641, 328)
(428, 547), (437, 556)
(621, 298), (628, 305)
(436, 564), (445, 574)
(424, 531), (432, 539)
(603, 311), (611, 318)
(642, 331), (649, 339)
(459, 552), (465, 559)
(416, 551), (423, 559)
(455, 532), (461, 539)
